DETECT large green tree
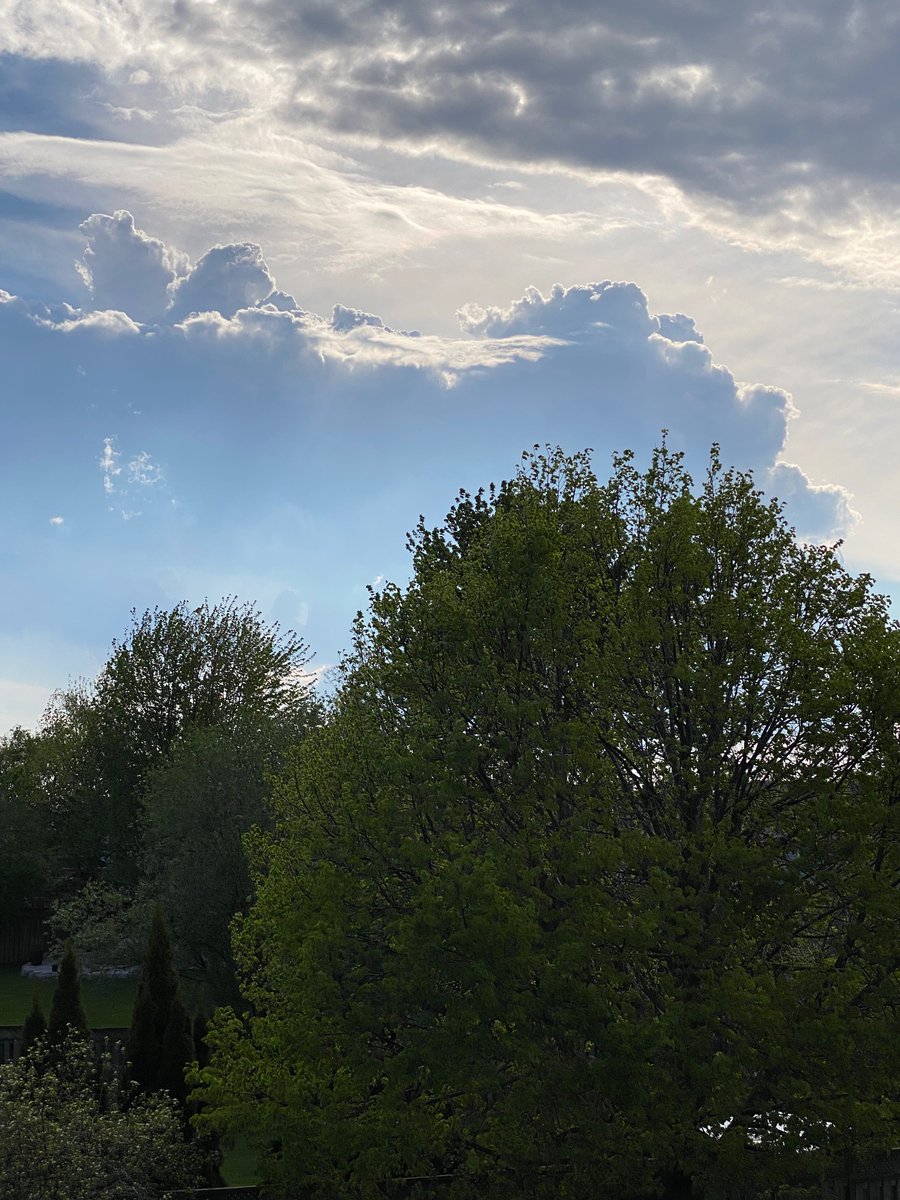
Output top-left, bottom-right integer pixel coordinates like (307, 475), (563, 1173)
(93, 597), (311, 883)
(36, 685), (112, 892)
(96, 596), (310, 766)
(199, 445), (900, 1200)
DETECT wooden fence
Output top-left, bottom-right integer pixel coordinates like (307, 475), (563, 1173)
(173, 1190), (260, 1200)
(0, 1027), (128, 1068)
(0, 913), (47, 966)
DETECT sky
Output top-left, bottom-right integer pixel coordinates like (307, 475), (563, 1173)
(1, 0), (899, 732)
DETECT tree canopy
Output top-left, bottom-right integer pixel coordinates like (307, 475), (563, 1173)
(91, 597), (312, 883)
(0, 727), (52, 920)
(197, 445), (900, 1200)
(40, 598), (317, 985)
(95, 597), (310, 767)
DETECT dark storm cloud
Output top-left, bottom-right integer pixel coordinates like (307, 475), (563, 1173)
(248, 0), (900, 207)
(6, 3), (897, 216)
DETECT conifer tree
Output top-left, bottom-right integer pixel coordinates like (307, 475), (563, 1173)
(20, 990), (46, 1052)
(125, 905), (193, 1111)
(159, 994), (194, 1108)
(47, 940), (88, 1048)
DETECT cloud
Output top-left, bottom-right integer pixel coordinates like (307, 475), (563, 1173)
(452, 281), (831, 530)
(168, 242), (276, 320)
(99, 436), (166, 517)
(459, 282), (658, 342)
(127, 450), (164, 487)
(49, 515), (64, 525)
(3, 1), (898, 229)
(79, 209), (189, 321)
(657, 312), (703, 345)
(78, 211), (285, 326)
(100, 436), (121, 495)
(0, 215), (867, 734)
(10, 217), (853, 544)
(766, 462), (858, 544)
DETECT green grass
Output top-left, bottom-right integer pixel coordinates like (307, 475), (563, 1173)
(0, 965), (137, 1028)
(220, 1133), (261, 1186)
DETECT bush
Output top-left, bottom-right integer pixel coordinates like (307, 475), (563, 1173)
(0, 1031), (203, 1199)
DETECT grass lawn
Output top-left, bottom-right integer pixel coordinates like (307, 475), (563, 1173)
(0, 965), (137, 1028)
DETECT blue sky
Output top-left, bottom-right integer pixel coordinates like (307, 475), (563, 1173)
(1, 1), (899, 730)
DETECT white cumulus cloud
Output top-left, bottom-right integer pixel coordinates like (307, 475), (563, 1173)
(79, 210), (189, 321)
(168, 242), (277, 321)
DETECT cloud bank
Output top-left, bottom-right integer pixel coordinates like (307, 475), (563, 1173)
(0, 212), (857, 732)
(4, 211), (854, 533)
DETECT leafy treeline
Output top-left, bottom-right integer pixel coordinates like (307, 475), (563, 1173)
(196, 445), (899, 1200)
(3, 444), (899, 1200)
(0, 598), (318, 1006)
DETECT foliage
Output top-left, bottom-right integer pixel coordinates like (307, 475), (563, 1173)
(34, 598), (312, 892)
(141, 709), (318, 1006)
(21, 991), (46, 1052)
(94, 595), (310, 774)
(125, 906), (193, 1109)
(36, 686), (114, 890)
(196, 445), (900, 1200)
(47, 939), (88, 1048)
(0, 1031), (203, 1199)
(0, 727), (51, 920)
(31, 598), (315, 982)
(47, 879), (151, 970)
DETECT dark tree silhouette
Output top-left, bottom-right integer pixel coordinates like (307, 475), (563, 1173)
(47, 940), (88, 1048)
(124, 906), (193, 1116)
(20, 991), (46, 1052)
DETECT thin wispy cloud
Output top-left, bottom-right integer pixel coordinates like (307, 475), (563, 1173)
(99, 433), (167, 517)
(100, 436), (121, 495)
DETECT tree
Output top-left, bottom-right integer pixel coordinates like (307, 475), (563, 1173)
(42, 598), (314, 959)
(95, 599), (308, 883)
(125, 906), (193, 1108)
(47, 940), (88, 1048)
(21, 992), (46, 1053)
(95, 596), (310, 772)
(0, 1030), (203, 1199)
(197, 445), (900, 1200)
(0, 728), (51, 921)
(35, 686), (113, 890)
(46, 878), (151, 972)
(141, 708), (319, 1007)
